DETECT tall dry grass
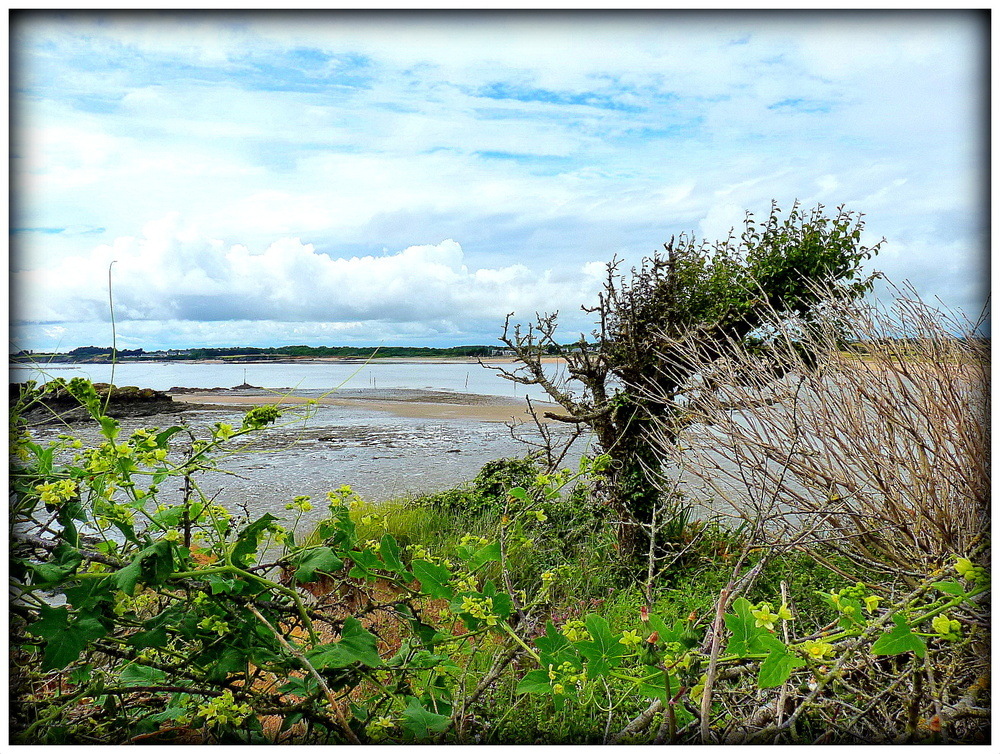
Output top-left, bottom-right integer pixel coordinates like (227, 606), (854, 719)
(644, 283), (988, 579)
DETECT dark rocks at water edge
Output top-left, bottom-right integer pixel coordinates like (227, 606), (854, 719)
(166, 383), (277, 393)
(11, 382), (190, 425)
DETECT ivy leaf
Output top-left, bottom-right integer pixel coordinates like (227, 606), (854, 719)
(933, 580), (967, 598)
(379, 535), (405, 574)
(724, 597), (770, 657)
(293, 547), (344, 583)
(577, 614), (624, 678)
(638, 664), (682, 702)
(756, 637), (806, 688)
(466, 541), (501, 572)
(400, 697), (450, 740)
(516, 669), (554, 695)
(27, 606), (108, 670)
(231, 513), (277, 567)
(307, 617), (383, 669)
(412, 560), (454, 599)
(871, 614), (927, 658)
(119, 663), (167, 687)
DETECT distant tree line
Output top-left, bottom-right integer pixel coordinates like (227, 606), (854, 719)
(12, 343), (578, 361)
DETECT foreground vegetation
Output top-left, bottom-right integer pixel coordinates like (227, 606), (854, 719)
(9, 375), (989, 744)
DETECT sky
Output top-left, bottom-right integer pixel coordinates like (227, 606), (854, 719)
(9, 10), (989, 352)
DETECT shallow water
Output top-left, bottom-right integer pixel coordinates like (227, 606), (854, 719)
(10, 359), (564, 402)
(18, 395), (592, 536)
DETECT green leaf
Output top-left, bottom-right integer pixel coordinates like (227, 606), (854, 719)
(150, 504), (186, 527)
(27, 606), (107, 671)
(307, 617), (383, 669)
(508, 487), (528, 501)
(119, 663), (167, 687)
(379, 535), (405, 573)
(112, 558), (143, 597)
(756, 638), (805, 688)
(577, 614), (624, 678)
(141, 540), (174, 585)
(347, 548), (383, 579)
(638, 665), (681, 702)
(206, 575), (240, 595)
(933, 580), (967, 598)
(207, 646), (249, 681)
(293, 547), (344, 583)
(126, 626), (169, 649)
(154, 426), (184, 447)
(231, 513), (276, 567)
(516, 669), (554, 695)
(466, 541), (501, 572)
(400, 697), (450, 740)
(98, 416), (120, 441)
(26, 559), (79, 586)
(412, 560), (454, 599)
(535, 621), (580, 669)
(871, 614), (927, 658)
(724, 597), (771, 657)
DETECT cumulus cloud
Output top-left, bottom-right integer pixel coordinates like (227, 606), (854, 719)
(12, 215), (606, 338)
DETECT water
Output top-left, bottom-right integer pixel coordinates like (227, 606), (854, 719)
(12, 360), (591, 534)
(9, 359), (564, 402)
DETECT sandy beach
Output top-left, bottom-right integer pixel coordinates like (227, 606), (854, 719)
(171, 388), (561, 424)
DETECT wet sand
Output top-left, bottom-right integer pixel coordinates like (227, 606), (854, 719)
(171, 388), (562, 424)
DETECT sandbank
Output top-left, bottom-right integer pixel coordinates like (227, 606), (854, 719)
(171, 389), (563, 424)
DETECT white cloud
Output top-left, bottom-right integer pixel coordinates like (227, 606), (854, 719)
(12, 217), (606, 339)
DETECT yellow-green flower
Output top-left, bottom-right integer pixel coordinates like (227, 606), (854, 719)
(751, 604), (778, 630)
(801, 640), (834, 659)
(954, 557), (975, 578)
(776, 603), (793, 621)
(954, 557), (984, 582)
(863, 595), (882, 613)
(931, 614), (962, 640)
(619, 630), (643, 648)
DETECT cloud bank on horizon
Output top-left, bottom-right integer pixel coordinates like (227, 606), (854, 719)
(10, 11), (988, 351)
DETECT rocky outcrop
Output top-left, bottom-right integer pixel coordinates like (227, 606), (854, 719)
(11, 382), (189, 425)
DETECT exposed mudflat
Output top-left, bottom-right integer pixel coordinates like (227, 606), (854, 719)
(16, 387), (589, 534)
(170, 387), (558, 424)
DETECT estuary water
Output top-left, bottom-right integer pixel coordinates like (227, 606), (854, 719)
(11, 360), (591, 533)
(9, 359), (560, 402)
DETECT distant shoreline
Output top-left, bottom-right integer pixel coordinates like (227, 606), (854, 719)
(11, 356), (565, 366)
